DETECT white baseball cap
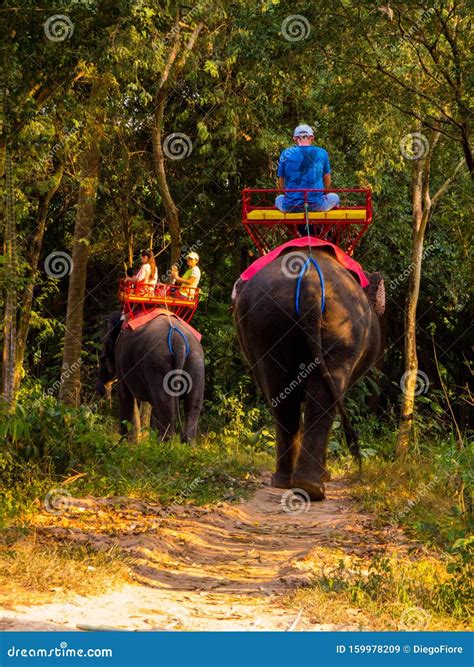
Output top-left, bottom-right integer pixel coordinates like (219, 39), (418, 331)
(186, 251), (199, 261)
(293, 124), (314, 137)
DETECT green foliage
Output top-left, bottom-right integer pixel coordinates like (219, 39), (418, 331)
(79, 430), (269, 505)
(0, 390), (272, 527)
(440, 536), (474, 613)
(1, 388), (118, 471)
(315, 550), (472, 622)
(1, 0), (469, 440)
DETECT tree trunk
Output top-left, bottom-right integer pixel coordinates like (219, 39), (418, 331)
(151, 92), (182, 264)
(460, 122), (473, 178)
(396, 226), (426, 456)
(139, 401), (152, 440)
(13, 163), (64, 394)
(1, 144), (17, 410)
(59, 77), (108, 405)
(396, 141), (431, 457)
(150, 23), (203, 265)
(395, 130), (463, 456)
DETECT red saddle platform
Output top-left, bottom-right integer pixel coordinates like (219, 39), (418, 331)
(122, 308), (202, 342)
(118, 280), (199, 323)
(240, 237), (369, 288)
(242, 188), (372, 257)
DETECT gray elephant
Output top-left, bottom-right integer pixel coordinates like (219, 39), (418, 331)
(233, 247), (384, 500)
(97, 312), (204, 441)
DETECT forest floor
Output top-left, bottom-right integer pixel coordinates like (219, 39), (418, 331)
(0, 473), (450, 632)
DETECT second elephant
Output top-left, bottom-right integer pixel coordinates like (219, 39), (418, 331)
(97, 312), (205, 441)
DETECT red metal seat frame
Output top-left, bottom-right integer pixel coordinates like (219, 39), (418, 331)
(118, 280), (199, 323)
(242, 188), (372, 256)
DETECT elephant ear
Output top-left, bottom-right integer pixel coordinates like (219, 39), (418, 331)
(364, 272), (385, 316)
(104, 311), (122, 357)
(231, 278), (244, 309)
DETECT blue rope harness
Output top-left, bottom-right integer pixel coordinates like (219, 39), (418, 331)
(295, 256), (325, 316)
(294, 202), (325, 317)
(167, 324), (190, 358)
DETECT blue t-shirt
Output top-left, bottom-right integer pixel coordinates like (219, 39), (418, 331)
(277, 145), (331, 209)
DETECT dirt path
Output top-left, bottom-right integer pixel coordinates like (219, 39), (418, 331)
(0, 475), (411, 631)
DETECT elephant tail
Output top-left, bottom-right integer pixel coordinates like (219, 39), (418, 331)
(167, 322), (190, 376)
(166, 324), (191, 435)
(302, 307), (361, 463)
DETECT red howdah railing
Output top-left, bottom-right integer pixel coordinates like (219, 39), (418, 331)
(242, 188), (372, 256)
(118, 280), (199, 323)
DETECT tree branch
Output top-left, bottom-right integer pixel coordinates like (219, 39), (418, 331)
(431, 158), (465, 207)
(421, 126), (441, 210)
(175, 22), (204, 72)
(369, 93), (460, 143)
(157, 30), (182, 93)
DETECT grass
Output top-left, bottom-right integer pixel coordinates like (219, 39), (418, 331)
(346, 447), (472, 548)
(0, 396), (273, 605)
(0, 433), (272, 599)
(287, 433), (473, 631)
(76, 432), (273, 505)
(0, 432), (272, 607)
(289, 552), (472, 631)
(1, 425), (273, 530)
(1, 394), (471, 629)
(0, 535), (132, 607)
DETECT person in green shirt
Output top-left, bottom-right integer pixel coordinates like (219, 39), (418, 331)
(171, 251), (201, 297)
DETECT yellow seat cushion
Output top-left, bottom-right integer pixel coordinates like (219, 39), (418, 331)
(246, 208), (366, 221)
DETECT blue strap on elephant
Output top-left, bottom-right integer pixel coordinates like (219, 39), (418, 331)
(295, 256), (325, 316)
(167, 324), (190, 358)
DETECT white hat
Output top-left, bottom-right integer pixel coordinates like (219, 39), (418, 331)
(186, 251), (199, 261)
(293, 124), (314, 137)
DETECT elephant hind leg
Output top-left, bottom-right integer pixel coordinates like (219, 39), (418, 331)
(117, 381), (137, 438)
(150, 392), (175, 441)
(292, 375), (337, 501)
(182, 386), (203, 444)
(271, 395), (302, 490)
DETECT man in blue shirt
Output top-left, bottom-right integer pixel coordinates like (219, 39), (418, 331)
(275, 124), (340, 213)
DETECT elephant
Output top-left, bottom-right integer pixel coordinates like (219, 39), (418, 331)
(96, 311), (205, 442)
(233, 247), (384, 500)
